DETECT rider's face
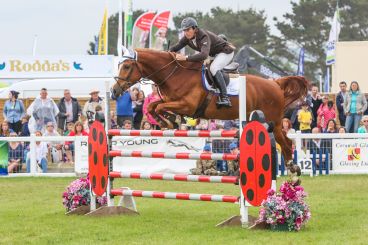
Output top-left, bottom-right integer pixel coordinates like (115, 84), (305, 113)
(183, 27), (196, 39)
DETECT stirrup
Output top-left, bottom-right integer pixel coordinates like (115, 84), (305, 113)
(216, 96), (232, 108)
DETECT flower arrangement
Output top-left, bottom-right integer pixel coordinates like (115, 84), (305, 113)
(62, 176), (107, 212)
(257, 181), (311, 231)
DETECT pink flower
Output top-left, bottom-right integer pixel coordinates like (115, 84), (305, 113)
(267, 189), (275, 196)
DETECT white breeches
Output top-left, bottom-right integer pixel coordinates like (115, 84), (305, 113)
(210, 52), (234, 76)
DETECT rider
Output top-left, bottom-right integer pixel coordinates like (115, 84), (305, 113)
(170, 17), (235, 108)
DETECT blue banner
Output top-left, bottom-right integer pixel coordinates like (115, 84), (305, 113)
(297, 47), (305, 76)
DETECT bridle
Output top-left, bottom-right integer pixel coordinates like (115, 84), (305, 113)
(114, 51), (201, 89)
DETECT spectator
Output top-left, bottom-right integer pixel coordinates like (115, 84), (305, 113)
(83, 88), (105, 124)
(122, 120), (133, 130)
(196, 119), (209, 130)
(110, 111), (118, 129)
(143, 85), (161, 129)
(212, 124), (229, 172)
(3, 90), (25, 134)
(112, 87), (137, 127)
(27, 88), (59, 133)
(298, 102), (313, 133)
(0, 121), (14, 137)
(7, 132), (24, 173)
(57, 89), (82, 134)
(323, 119), (338, 133)
(309, 85), (322, 129)
(185, 117), (198, 130)
(64, 121), (88, 163)
(63, 122), (75, 136)
(179, 124), (188, 130)
(190, 144), (217, 175)
(227, 142), (239, 176)
(357, 115), (368, 133)
(141, 121), (152, 130)
(317, 98), (336, 130)
(281, 118), (296, 135)
(336, 81), (347, 126)
(343, 81), (367, 133)
(79, 115), (89, 133)
(338, 127), (347, 133)
(133, 90), (145, 129)
(26, 130), (48, 173)
(94, 105), (105, 125)
(19, 115), (30, 137)
(43, 122), (63, 163)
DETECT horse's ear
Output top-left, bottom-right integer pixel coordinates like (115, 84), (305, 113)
(121, 45), (129, 56)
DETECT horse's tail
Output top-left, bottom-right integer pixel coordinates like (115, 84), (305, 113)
(275, 76), (309, 108)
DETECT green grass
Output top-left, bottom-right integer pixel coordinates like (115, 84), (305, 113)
(0, 175), (367, 245)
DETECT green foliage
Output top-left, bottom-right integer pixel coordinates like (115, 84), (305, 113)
(1, 175), (368, 244)
(273, 0), (368, 82)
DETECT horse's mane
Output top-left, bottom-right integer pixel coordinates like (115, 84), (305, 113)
(275, 76), (309, 107)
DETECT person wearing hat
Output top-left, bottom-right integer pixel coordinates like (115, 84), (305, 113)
(298, 101), (313, 133)
(227, 142), (239, 176)
(190, 144), (218, 176)
(83, 88), (105, 124)
(3, 90), (25, 134)
(170, 17), (235, 108)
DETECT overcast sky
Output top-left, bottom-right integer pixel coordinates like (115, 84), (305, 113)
(0, 0), (293, 55)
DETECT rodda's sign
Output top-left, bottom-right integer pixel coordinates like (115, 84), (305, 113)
(0, 56), (114, 78)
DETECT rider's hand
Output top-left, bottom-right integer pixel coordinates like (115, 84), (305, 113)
(175, 54), (187, 61)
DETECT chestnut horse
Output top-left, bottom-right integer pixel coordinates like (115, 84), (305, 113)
(113, 48), (308, 163)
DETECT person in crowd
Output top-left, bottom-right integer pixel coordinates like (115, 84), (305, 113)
(27, 88), (59, 133)
(317, 98), (336, 130)
(0, 121), (14, 137)
(83, 89), (105, 124)
(64, 121), (88, 163)
(43, 122), (63, 163)
(63, 122), (74, 136)
(110, 111), (118, 129)
(357, 115), (368, 133)
(343, 81), (367, 133)
(282, 118), (296, 135)
(338, 127), (347, 133)
(185, 117), (198, 130)
(7, 132), (24, 173)
(111, 87), (137, 127)
(133, 90), (145, 129)
(227, 142), (239, 176)
(179, 124), (188, 130)
(79, 115), (89, 133)
(195, 119), (209, 130)
(309, 85), (322, 129)
(323, 119), (338, 133)
(3, 90), (25, 134)
(336, 81), (347, 126)
(141, 120), (152, 130)
(26, 130), (48, 173)
(19, 115), (30, 137)
(122, 120), (133, 130)
(94, 105), (105, 125)
(143, 85), (161, 129)
(298, 101), (313, 133)
(190, 144), (218, 175)
(208, 119), (217, 131)
(212, 124), (229, 172)
(57, 89), (82, 134)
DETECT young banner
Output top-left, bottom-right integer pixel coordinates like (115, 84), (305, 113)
(132, 11), (156, 49)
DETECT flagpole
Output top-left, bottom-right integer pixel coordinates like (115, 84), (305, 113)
(118, 0), (123, 57)
(32, 35), (38, 56)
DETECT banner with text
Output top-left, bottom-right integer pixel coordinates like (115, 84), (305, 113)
(132, 11), (156, 49)
(149, 10), (171, 50)
(0, 56), (114, 78)
(332, 139), (368, 173)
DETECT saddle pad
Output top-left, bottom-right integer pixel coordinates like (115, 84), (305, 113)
(201, 70), (242, 96)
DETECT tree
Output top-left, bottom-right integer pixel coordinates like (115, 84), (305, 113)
(272, 0), (368, 82)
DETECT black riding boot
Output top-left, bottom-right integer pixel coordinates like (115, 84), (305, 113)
(214, 71), (232, 108)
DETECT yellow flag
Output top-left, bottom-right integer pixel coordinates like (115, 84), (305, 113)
(98, 8), (108, 55)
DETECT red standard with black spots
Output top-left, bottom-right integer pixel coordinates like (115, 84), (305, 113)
(88, 121), (108, 196)
(240, 121), (272, 206)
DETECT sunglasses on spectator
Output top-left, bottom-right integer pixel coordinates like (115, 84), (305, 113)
(363, 120), (368, 122)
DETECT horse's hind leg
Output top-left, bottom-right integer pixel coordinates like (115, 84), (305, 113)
(273, 124), (293, 165)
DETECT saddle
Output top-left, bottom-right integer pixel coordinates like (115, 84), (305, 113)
(204, 62), (240, 88)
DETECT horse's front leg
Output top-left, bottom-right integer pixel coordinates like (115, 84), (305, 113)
(147, 100), (170, 128)
(155, 101), (191, 129)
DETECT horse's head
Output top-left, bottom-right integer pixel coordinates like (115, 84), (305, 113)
(113, 46), (143, 95)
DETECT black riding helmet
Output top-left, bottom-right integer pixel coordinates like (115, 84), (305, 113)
(180, 17), (198, 30)
(218, 34), (228, 42)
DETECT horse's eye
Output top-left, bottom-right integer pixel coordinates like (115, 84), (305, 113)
(123, 64), (130, 70)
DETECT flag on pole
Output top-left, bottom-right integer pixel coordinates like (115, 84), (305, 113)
(93, 36), (99, 55)
(326, 4), (341, 65)
(117, 0), (123, 57)
(324, 67), (330, 92)
(98, 8), (108, 55)
(124, 0), (133, 48)
(149, 10), (172, 50)
(132, 11), (156, 48)
(296, 47), (305, 76)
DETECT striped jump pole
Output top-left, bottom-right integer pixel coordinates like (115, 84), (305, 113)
(109, 150), (238, 161)
(110, 171), (238, 184)
(108, 129), (238, 138)
(110, 189), (239, 203)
